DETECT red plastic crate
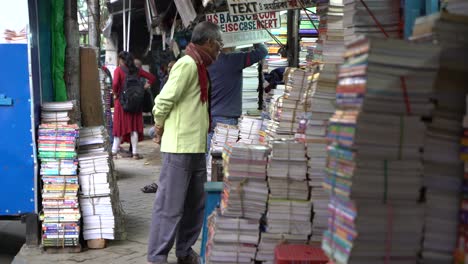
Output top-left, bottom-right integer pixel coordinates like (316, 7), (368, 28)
(274, 244), (329, 264)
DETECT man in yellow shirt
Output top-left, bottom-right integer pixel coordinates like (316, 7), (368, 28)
(147, 21), (223, 264)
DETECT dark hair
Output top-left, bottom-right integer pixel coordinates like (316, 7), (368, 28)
(191, 21), (221, 45)
(118, 51), (138, 74)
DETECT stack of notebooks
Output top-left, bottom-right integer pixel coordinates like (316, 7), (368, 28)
(322, 36), (441, 264)
(210, 124), (239, 154)
(221, 143), (270, 220)
(38, 111), (81, 248)
(322, 0), (345, 65)
(295, 66), (333, 245)
(243, 64), (261, 114)
(206, 211), (260, 264)
(343, 0), (401, 42)
(208, 124), (239, 181)
(41, 101), (76, 125)
(78, 126), (126, 241)
(421, 12), (468, 264)
(265, 69), (313, 141)
(455, 97), (468, 263)
(267, 141), (309, 201)
(311, 1), (329, 64)
(238, 116), (263, 145)
(255, 141), (311, 263)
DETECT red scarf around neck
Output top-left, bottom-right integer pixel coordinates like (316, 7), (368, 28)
(185, 43), (214, 104)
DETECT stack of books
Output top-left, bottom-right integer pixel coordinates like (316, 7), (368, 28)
(311, 1), (329, 64)
(38, 116), (81, 248)
(322, 36), (440, 264)
(239, 116), (263, 145)
(322, 0), (345, 65)
(267, 141), (309, 201)
(41, 101), (76, 125)
(210, 124), (239, 154)
(206, 211), (260, 264)
(421, 11), (468, 264)
(78, 126), (126, 241)
(344, 0), (401, 42)
(255, 141), (310, 262)
(264, 69), (313, 141)
(208, 124), (239, 181)
(455, 96), (468, 263)
(243, 64), (261, 113)
(99, 68), (113, 139)
(221, 143), (270, 220)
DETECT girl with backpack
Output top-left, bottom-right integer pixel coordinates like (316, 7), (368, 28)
(111, 51), (156, 159)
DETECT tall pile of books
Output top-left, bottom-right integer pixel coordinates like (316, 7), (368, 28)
(243, 64), (261, 114)
(78, 126), (126, 241)
(322, 36), (440, 264)
(99, 68), (113, 140)
(455, 97), (468, 263)
(311, 1), (329, 64)
(256, 140), (311, 263)
(294, 67), (334, 245)
(344, 0), (400, 42)
(206, 143), (270, 263)
(39, 101), (81, 248)
(322, 0), (345, 65)
(264, 69), (312, 141)
(78, 126), (114, 241)
(421, 11), (468, 264)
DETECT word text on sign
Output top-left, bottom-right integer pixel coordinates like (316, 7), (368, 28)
(227, 0), (315, 15)
(206, 11), (280, 33)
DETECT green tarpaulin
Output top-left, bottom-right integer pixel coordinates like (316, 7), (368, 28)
(51, 0), (67, 101)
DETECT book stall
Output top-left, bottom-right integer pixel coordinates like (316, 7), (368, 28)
(203, 0), (468, 264)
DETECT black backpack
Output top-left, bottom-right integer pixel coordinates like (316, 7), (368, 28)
(119, 67), (145, 113)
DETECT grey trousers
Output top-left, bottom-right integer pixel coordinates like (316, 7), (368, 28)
(147, 153), (206, 262)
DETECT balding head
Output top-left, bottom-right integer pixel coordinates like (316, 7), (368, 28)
(191, 21), (222, 46)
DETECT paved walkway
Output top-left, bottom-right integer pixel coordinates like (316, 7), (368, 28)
(13, 139), (202, 264)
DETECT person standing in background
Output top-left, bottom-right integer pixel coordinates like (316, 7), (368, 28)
(147, 21), (223, 264)
(111, 51), (156, 160)
(206, 43), (268, 152)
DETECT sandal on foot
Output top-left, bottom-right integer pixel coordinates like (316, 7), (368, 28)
(141, 183), (158, 193)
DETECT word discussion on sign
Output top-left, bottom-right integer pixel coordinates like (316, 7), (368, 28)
(206, 12), (280, 33)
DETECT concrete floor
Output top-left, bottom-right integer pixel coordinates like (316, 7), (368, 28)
(0, 220), (25, 264)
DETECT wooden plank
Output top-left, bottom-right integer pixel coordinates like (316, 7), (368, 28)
(80, 47), (104, 127)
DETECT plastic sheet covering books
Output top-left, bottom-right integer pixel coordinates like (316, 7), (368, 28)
(38, 102), (81, 248)
(322, 36), (441, 264)
(78, 126), (126, 240)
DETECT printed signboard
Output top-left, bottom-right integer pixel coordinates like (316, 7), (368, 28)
(227, 0), (315, 15)
(206, 11), (280, 33)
